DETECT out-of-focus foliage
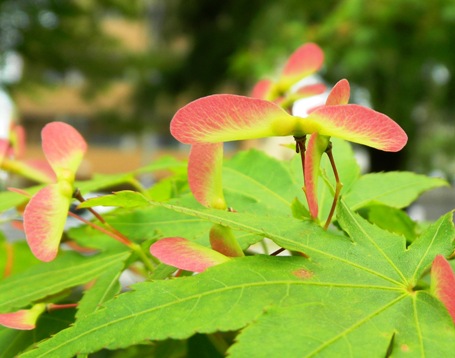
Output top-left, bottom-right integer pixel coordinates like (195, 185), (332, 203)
(2, 0), (455, 174)
(0, 0), (143, 90)
(0, 0), (161, 134)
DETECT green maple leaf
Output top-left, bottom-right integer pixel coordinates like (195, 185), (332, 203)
(0, 251), (130, 314)
(20, 200), (455, 357)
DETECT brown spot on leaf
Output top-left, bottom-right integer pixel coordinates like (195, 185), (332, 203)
(292, 268), (314, 279)
(400, 344), (410, 352)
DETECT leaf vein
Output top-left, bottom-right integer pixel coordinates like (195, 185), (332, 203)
(306, 294), (407, 357)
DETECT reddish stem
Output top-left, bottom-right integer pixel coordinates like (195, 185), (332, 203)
(68, 211), (133, 247)
(294, 136), (308, 206)
(294, 136), (307, 180)
(69, 208), (155, 273)
(73, 189), (106, 224)
(323, 147), (343, 230)
(72, 189), (134, 244)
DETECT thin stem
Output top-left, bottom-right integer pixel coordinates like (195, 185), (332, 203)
(67, 211), (132, 247)
(323, 146), (343, 230)
(70, 194), (156, 272)
(271, 248), (285, 256)
(74, 189), (138, 242)
(73, 189), (106, 224)
(294, 136), (307, 176)
(294, 136), (307, 201)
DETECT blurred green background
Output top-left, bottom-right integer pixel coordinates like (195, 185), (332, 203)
(1, 0), (455, 178)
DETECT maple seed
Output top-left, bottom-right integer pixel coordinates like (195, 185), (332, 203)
(431, 255), (455, 323)
(271, 116), (297, 136)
